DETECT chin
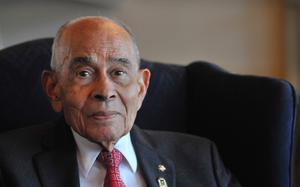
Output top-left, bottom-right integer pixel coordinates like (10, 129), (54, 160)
(87, 127), (123, 143)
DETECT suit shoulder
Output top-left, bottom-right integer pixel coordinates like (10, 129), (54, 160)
(0, 121), (56, 150)
(140, 129), (215, 151)
(143, 129), (212, 143)
(0, 121), (55, 139)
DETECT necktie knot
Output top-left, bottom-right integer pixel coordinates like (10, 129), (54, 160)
(99, 149), (123, 168)
(98, 149), (125, 187)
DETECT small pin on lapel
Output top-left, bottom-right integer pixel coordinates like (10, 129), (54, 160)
(158, 164), (166, 172)
(157, 177), (168, 187)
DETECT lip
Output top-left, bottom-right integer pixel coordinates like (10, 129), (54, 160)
(88, 111), (120, 121)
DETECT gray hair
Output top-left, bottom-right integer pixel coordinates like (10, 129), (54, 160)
(50, 16), (140, 71)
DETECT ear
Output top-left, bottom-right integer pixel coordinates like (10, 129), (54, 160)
(137, 68), (151, 110)
(41, 70), (63, 112)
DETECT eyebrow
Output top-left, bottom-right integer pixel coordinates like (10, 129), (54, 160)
(111, 57), (132, 68)
(69, 56), (133, 70)
(69, 56), (95, 69)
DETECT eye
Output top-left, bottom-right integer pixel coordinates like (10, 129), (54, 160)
(111, 69), (130, 84)
(77, 70), (93, 78)
(113, 70), (126, 77)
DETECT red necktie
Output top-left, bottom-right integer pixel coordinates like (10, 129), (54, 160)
(99, 149), (125, 187)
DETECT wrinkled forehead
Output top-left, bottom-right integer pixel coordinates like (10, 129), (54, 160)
(56, 19), (136, 64)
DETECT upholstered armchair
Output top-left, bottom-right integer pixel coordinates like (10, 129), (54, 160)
(0, 38), (296, 187)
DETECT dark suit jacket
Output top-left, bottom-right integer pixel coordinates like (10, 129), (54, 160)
(0, 118), (241, 187)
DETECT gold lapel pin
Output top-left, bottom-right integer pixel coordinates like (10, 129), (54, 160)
(157, 177), (168, 187)
(158, 164), (166, 172)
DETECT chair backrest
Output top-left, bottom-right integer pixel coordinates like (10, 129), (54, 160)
(293, 95), (300, 187)
(0, 38), (296, 187)
(186, 62), (296, 187)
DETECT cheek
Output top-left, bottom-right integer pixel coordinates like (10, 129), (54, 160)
(123, 84), (140, 108)
(61, 86), (91, 136)
(121, 84), (141, 128)
(60, 86), (90, 121)
(61, 85), (90, 109)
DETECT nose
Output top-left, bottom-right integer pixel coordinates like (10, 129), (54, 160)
(91, 75), (116, 102)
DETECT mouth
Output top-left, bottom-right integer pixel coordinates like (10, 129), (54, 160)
(88, 111), (120, 121)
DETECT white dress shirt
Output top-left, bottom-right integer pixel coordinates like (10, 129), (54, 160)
(71, 128), (147, 187)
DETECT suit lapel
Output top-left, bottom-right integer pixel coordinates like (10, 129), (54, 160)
(32, 120), (175, 187)
(33, 118), (80, 187)
(131, 126), (176, 187)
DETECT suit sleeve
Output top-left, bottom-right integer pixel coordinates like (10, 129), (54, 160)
(210, 142), (242, 187)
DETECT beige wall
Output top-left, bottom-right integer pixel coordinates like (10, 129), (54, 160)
(114, 0), (286, 78)
(1, 0), (298, 87)
(286, 5), (300, 89)
(0, 1), (112, 48)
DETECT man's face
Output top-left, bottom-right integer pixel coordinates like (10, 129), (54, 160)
(43, 19), (150, 148)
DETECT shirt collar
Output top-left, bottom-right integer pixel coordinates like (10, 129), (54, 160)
(71, 128), (138, 177)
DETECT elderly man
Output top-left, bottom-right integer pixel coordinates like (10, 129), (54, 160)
(0, 16), (241, 187)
